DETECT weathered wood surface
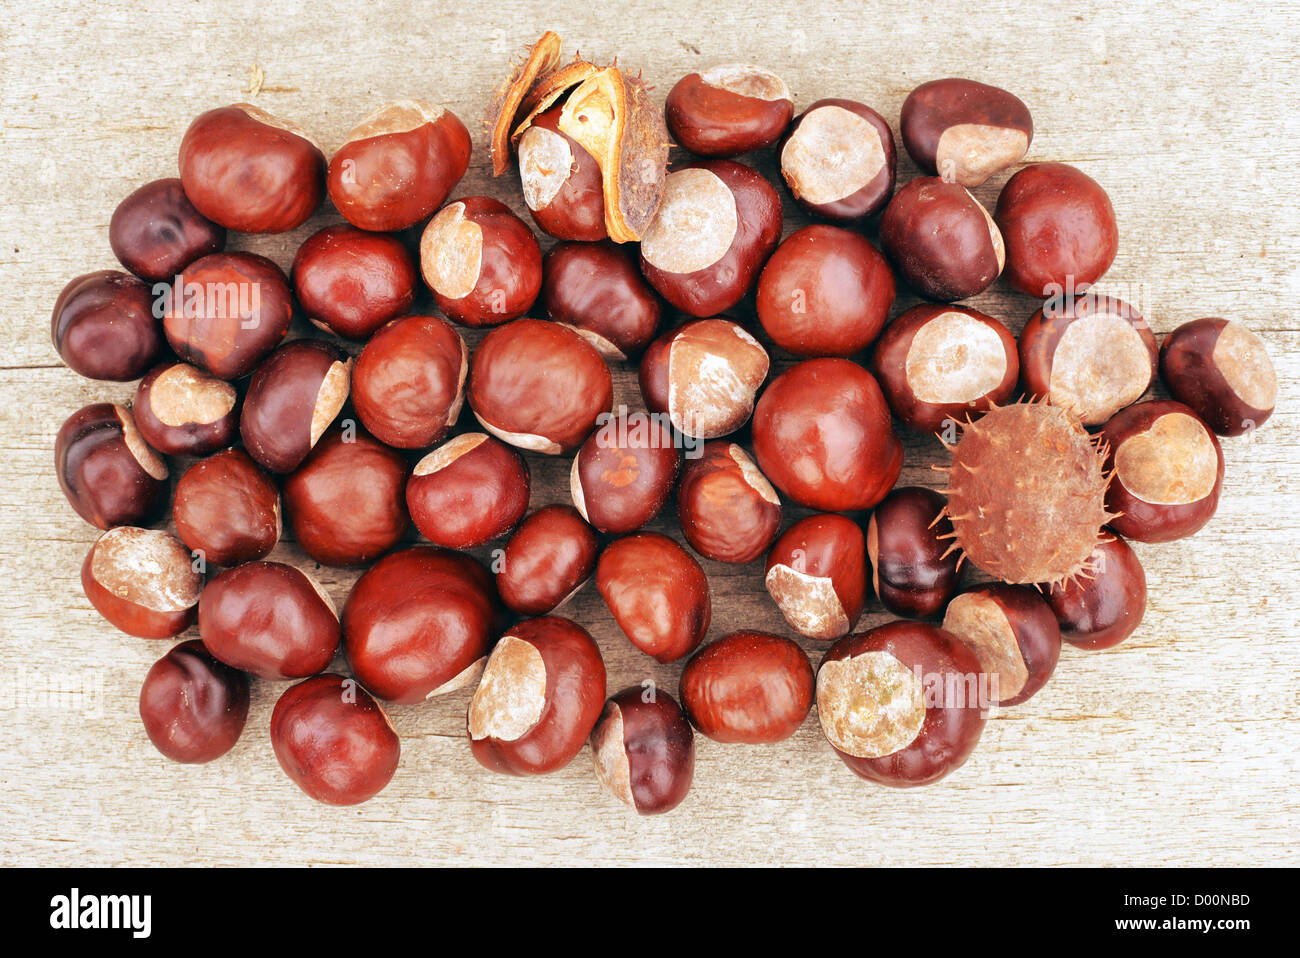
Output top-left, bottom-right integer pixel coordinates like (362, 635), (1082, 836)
(1, 0), (1297, 866)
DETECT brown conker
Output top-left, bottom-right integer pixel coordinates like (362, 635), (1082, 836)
(1047, 531), (1147, 651)
(406, 433), (530, 549)
(590, 687), (695, 815)
(597, 532), (711, 663)
(900, 78), (1033, 188)
(1160, 317), (1277, 436)
(676, 441), (781, 564)
(81, 527), (201, 639)
(541, 240), (662, 360)
(942, 583), (1061, 708)
(55, 403), (169, 530)
(664, 64), (793, 157)
(497, 505), (599, 616)
(51, 270), (164, 381)
(239, 339), (351, 474)
(866, 486), (962, 620)
(779, 98), (896, 222)
(764, 513), (867, 641)
(139, 640), (249, 764)
(680, 631), (814, 744)
(173, 448), (281, 567)
(132, 361), (239, 458)
(291, 224), (418, 341)
(570, 411), (680, 534)
(109, 178), (226, 282)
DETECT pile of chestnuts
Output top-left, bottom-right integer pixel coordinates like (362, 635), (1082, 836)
(52, 30), (1278, 811)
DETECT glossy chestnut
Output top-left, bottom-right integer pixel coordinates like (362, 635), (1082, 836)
(406, 433), (530, 548)
(942, 584), (1061, 707)
(994, 162), (1118, 297)
(871, 304), (1018, 433)
(866, 486), (961, 619)
(764, 513), (867, 641)
(139, 640), (249, 764)
(109, 177), (226, 282)
(178, 103), (325, 233)
(133, 361), (239, 457)
(680, 631), (813, 744)
(590, 687), (695, 815)
(468, 616), (606, 776)
(664, 64), (793, 157)
(81, 527), (201, 639)
(497, 505), (599, 616)
(420, 196), (542, 327)
(639, 318), (769, 440)
(1160, 317), (1277, 436)
(198, 560), (339, 679)
(51, 270), (164, 381)
(755, 224), (895, 357)
(517, 105), (606, 241)
(597, 532), (711, 663)
(271, 674), (400, 805)
(677, 441), (781, 563)
(541, 241), (662, 359)
(327, 100), (472, 232)
(571, 411), (679, 534)
(900, 78), (1033, 187)
(1047, 531), (1147, 650)
(161, 252), (294, 380)
(283, 426), (411, 567)
(638, 160), (782, 317)
(291, 224), (418, 341)
(1101, 400), (1224, 543)
(751, 358), (902, 512)
(779, 98), (896, 222)
(344, 545), (499, 704)
(468, 318), (613, 454)
(173, 448), (280, 567)
(879, 177), (1005, 301)
(818, 621), (987, 786)
(351, 314), (467, 449)
(240, 339), (350, 474)
(55, 403), (168, 530)
(1019, 294), (1157, 425)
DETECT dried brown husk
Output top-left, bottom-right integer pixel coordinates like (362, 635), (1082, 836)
(486, 31), (564, 176)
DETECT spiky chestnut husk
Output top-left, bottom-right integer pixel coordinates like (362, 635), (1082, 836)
(938, 399), (1115, 586)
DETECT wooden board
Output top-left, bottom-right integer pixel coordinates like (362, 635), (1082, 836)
(1, 0), (1297, 866)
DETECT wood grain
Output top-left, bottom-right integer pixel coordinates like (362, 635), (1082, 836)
(1, 0), (1297, 866)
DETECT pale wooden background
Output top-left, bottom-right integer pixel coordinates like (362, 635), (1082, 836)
(1, 0), (1297, 867)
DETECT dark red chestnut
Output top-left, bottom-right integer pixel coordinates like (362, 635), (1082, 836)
(639, 318), (769, 440)
(283, 426), (410, 567)
(1160, 317), (1277, 436)
(590, 687), (695, 815)
(817, 621), (987, 786)
(240, 339), (350, 474)
(942, 584), (1061, 707)
(677, 441), (781, 563)
(755, 225), (895, 357)
(541, 241), (662, 360)
(351, 314), (467, 449)
(497, 505), (599, 616)
(872, 304), (1018, 434)
(468, 318), (613, 454)
(344, 546), (499, 703)
(1047, 531), (1147, 650)
(571, 411), (679, 534)
(81, 527), (201, 639)
(173, 448), (280, 567)
(178, 103), (325, 233)
(764, 513), (867, 641)
(866, 486), (961, 619)
(467, 616), (606, 776)
(55, 403), (168, 530)
(664, 64), (793, 157)
(517, 105), (606, 241)
(1019, 294), (1157, 425)
(1101, 400), (1224, 543)
(139, 640), (249, 764)
(271, 674), (400, 805)
(109, 178), (226, 282)
(900, 78), (1033, 187)
(133, 361), (239, 457)
(597, 533), (711, 663)
(680, 631), (813, 744)
(880, 177), (1005, 301)
(406, 433), (530, 548)
(291, 224), (418, 341)
(419, 196), (542, 327)
(199, 560), (339, 679)
(638, 160), (782, 317)
(161, 252), (294, 380)
(994, 162), (1118, 298)
(51, 270), (164, 381)
(327, 100), (472, 232)
(779, 98), (896, 222)
(751, 358), (902, 511)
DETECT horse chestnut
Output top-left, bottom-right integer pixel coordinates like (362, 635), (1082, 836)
(597, 533), (711, 663)
(867, 486), (961, 619)
(570, 411), (679, 534)
(173, 448), (280, 567)
(139, 640), (249, 764)
(942, 584), (1061, 707)
(81, 527), (201, 639)
(900, 78), (1033, 187)
(1047, 531), (1147, 650)
(1160, 317), (1277, 436)
(51, 270), (164, 381)
(764, 513), (867, 641)
(664, 64), (793, 157)
(517, 105), (606, 241)
(590, 687), (695, 815)
(496, 505), (599, 616)
(680, 631), (814, 744)
(291, 224), (418, 341)
(55, 403), (168, 530)
(676, 441), (781, 564)
(541, 241), (662, 360)
(132, 361), (239, 457)
(779, 98), (896, 222)
(240, 339), (351, 474)
(109, 178), (226, 282)
(406, 433), (530, 549)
